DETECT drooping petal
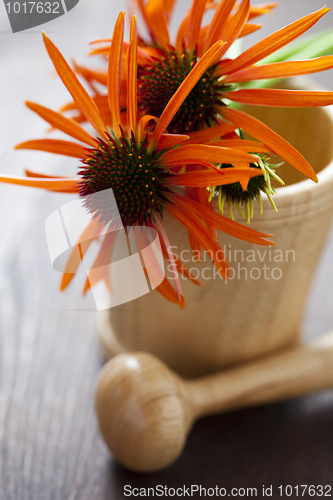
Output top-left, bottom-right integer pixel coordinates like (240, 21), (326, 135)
(154, 276), (185, 307)
(61, 217), (105, 291)
(169, 192), (274, 245)
(137, 114), (158, 141)
(154, 217), (184, 304)
(167, 202), (229, 278)
(0, 174), (79, 192)
(25, 102), (97, 147)
(15, 139), (87, 159)
(203, 0), (237, 53)
(108, 11), (125, 137)
(42, 33), (108, 141)
(160, 144), (257, 165)
(73, 61), (108, 86)
(224, 88), (333, 107)
(151, 220), (202, 286)
(83, 230), (118, 295)
(149, 40), (227, 150)
(220, 107), (318, 182)
(127, 17), (138, 133)
(217, 6), (329, 75)
(167, 167), (263, 186)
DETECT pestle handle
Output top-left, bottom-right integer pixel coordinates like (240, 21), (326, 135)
(185, 332), (333, 419)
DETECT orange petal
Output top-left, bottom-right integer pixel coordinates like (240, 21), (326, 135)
(155, 277), (185, 308)
(185, 123), (237, 144)
(25, 169), (68, 178)
(167, 202), (229, 279)
(0, 174), (79, 192)
(42, 33), (108, 141)
(221, 107), (317, 182)
(84, 231), (118, 294)
(188, 0), (207, 51)
(127, 17), (138, 133)
(211, 139), (272, 152)
(151, 220), (202, 286)
(167, 167), (263, 186)
(161, 144), (257, 165)
(25, 101), (97, 147)
(238, 23), (261, 38)
(73, 61), (108, 86)
(61, 217), (105, 291)
(153, 133), (190, 148)
(108, 11), (125, 137)
(217, 6), (330, 75)
(216, 0), (250, 60)
(16, 139), (87, 158)
(148, 40), (227, 150)
(224, 56), (333, 83)
(138, 114), (158, 141)
(145, 0), (170, 51)
(203, 0), (237, 53)
(248, 2), (278, 20)
(224, 88), (333, 107)
(169, 192), (274, 245)
(154, 217), (184, 304)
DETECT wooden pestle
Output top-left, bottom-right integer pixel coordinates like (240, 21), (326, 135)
(95, 332), (333, 473)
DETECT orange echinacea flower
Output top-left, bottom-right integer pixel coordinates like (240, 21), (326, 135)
(0, 14), (274, 308)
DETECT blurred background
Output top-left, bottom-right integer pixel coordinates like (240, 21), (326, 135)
(0, 1), (333, 498)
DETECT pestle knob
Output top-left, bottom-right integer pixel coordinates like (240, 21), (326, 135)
(95, 333), (333, 472)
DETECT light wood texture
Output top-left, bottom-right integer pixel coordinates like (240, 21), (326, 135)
(96, 332), (333, 472)
(104, 83), (333, 377)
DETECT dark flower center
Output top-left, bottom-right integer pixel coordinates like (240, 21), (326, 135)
(137, 48), (231, 134)
(78, 133), (171, 227)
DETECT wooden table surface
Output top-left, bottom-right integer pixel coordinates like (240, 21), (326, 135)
(1, 1), (333, 498)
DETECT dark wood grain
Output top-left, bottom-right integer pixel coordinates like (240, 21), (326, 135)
(1, 1), (333, 498)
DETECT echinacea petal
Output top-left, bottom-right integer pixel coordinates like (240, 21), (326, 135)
(167, 201), (229, 279)
(148, 40), (227, 150)
(108, 11), (125, 137)
(211, 139), (272, 152)
(42, 33), (108, 141)
(223, 56), (333, 83)
(188, 0), (207, 51)
(145, 0), (170, 50)
(25, 101), (97, 147)
(216, 0), (250, 60)
(248, 2), (278, 20)
(224, 88), (333, 107)
(154, 217), (184, 304)
(217, 6), (330, 75)
(185, 123), (237, 144)
(127, 17), (138, 133)
(203, 0), (237, 53)
(221, 107), (318, 182)
(152, 220), (202, 286)
(167, 167), (263, 186)
(160, 144), (257, 165)
(15, 139), (87, 159)
(0, 174), (79, 192)
(238, 23), (261, 38)
(153, 133), (190, 148)
(61, 217), (105, 291)
(169, 192), (274, 245)
(83, 231), (118, 295)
